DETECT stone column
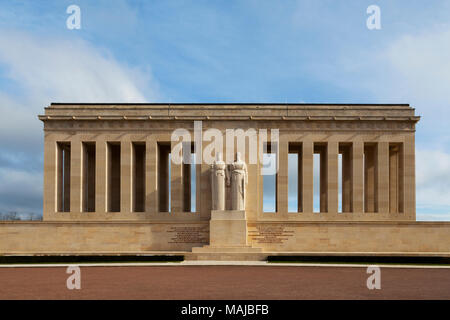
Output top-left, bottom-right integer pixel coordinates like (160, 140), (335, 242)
(277, 140), (288, 213)
(121, 141), (132, 213)
(146, 140), (158, 213)
(327, 141), (339, 213)
(43, 137), (57, 218)
(170, 140), (183, 213)
(403, 135), (415, 219)
(377, 142), (389, 213)
(389, 145), (398, 213)
(302, 140), (314, 213)
(70, 139), (82, 213)
(95, 139), (107, 213)
(352, 141), (364, 213)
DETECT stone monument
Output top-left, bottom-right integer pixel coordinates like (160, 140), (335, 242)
(1, 102), (445, 261)
(210, 152), (227, 211)
(230, 152), (248, 210)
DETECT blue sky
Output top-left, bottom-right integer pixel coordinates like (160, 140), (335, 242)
(0, 0), (449, 220)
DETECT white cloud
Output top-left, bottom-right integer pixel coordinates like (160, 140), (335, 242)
(381, 27), (450, 219)
(382, 26), (450, 121)
(416, 148), (450, 209)
(0, 29), (159, 215)
(0, 168), (42, 213)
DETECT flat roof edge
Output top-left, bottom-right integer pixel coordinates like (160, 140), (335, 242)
(49, 102), (410, 106)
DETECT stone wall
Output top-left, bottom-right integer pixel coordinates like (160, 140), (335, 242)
(0, 221), (209, 254)
(0, 221), (449, 255)
(248, 221), (450, 253)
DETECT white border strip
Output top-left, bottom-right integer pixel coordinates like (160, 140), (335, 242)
(0, 261), (449, 269)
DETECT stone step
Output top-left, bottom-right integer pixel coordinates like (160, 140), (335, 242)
(185, 252), (267, 261)
(191, 245), (263, 253)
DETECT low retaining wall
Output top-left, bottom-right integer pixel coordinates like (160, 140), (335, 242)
(0, 221), (449, 255)
(248, 221), (450, 253)
(0, 221), (209, 254)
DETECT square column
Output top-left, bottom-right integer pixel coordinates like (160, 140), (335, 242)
(301, 141), (314, 213)
(277, 140), (288, 213)
(352, 141), (364, 213)
(170, 140), (183, 213)
(95, 140), (107, 213)
(403, 135), (415, 218)
(377, 142), (389, 213)
(146, 140), (158, 213)
(70, 140), (82, 213)
(120, 141), (132, 213)
(43, 138), (57, 218)
(327, 141), (339, 213)
(364, 144), (376, 213)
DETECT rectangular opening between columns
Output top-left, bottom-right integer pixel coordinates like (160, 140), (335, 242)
(158, 142), (171, 212)
(339, 143), (352, 213)
(364, 143), (377, 213)
(313, 143), (327, 213)
(132, 142), (146, 212)
(182, 142), (196, 213)
(288, 142), (302, 213)
(262, 142), (277, 213)
(56, 142), (71, 212)
(107, 142), (121, 212)
(82, 142), (96, 212)
(389, 143), (404, 213)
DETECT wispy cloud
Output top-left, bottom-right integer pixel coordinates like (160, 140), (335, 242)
(0, 29), (158, 215)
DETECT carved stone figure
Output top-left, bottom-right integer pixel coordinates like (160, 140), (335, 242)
(210, 152), (227, 210)
(230, 152), (248, 210)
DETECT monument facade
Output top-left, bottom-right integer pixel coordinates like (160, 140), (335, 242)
(0, 103), (449, 260)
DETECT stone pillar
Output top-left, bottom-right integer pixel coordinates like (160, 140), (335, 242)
(364, 144), (376, 213)
(43, 137), (57, 218)
(200, 159), (212, 217)
(121, 141), (132, 213)
(352, 141), (364, 213)
(377, 142), (389, 213)
(70, 139), (82, 213)
(95, 139), (107, 213)
(389, 145), (399, 213)
(171, 140), (183, 213)
(146, 140), (158, 213)
(327, 141), (339, 213)
(277, 140), (288, 213)
(302, 140), (314, 213)
(403, 135), (415, 219)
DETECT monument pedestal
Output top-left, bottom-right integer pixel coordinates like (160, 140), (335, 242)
(189, 210), (264, 261)
(210, 210), (247, 247)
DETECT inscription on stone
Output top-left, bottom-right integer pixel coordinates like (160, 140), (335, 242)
(249, 225), (294, 244)
(167, 226), (209, 244)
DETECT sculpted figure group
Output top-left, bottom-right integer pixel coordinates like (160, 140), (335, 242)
(211, 152), (248, 211)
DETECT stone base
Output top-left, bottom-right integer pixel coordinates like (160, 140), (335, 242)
(189, 210), (265, 260)
(188, 246), (265, 261)
(210, 210), (248, 247)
